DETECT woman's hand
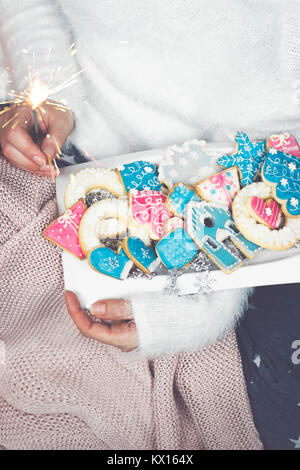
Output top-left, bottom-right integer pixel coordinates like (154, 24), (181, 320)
(65, 291), (138, 352)
(0, 103), (74, 177)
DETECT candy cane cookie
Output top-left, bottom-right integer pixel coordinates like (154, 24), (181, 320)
(232, 182), (300, 250)
(64, 167), (126, 209)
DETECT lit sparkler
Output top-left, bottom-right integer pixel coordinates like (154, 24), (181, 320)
(1, 45), (83, 181)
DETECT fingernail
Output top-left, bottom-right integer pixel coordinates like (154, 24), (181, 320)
(33, 156), (46, 167)
(91, 302), (106, 316)
(40, 165), (53, 171)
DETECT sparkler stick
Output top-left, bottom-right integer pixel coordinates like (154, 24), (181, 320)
(1, 46), (84, 180)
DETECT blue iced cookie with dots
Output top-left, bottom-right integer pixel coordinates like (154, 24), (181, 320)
(166, 183), (201, 217)
(187, 202), (260, 274)
(116, 161), (160, 192)
(217, 131), (267, 187)
(262, 148), (300, 217)
(156, 228), (198, 270)
(89, 246), (133, 280)
(123, 237), (160, 274)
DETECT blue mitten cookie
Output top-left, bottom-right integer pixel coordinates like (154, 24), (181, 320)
(89, 246), (133, 280)
(123, 237), (160, 274)
(262, 148), (300, 217)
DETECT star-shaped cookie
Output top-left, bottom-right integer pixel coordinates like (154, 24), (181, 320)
(217, 131), (267, 187)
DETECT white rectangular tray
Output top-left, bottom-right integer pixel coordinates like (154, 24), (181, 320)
(56, 144), (300, 308)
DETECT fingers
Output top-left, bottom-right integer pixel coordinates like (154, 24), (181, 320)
(1, 140), (57, 177)
(1, 140), (42, 172)
(90, 298), (133, 321)
(65, 291), (138, 352)
(5, 126), (47, 168)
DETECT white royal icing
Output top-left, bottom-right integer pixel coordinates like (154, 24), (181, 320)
(79, 199), (150, 255)
(232, 182), (300, 250)
(65, 167), (126, 208)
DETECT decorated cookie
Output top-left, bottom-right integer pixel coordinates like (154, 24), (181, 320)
(85, 189), (116, 208)
(64, 167), (126, 209)
(163, 217), (184, 234)
(123, 237), (160, 274)
(78, 199), (150, 256)
(262, 149), (300, 217)
(217, 131), (267, 187)
(232, 182), (300, 250)
(156, 228), (198, 270)
(43, 199), (86, 259)
(97, 218), (128, 240)
(166, 183), (201, 217)
(268, 133), (300, 158)
(116, 161), (160, 192)
(89, 245), (133, 280)
(187, 202), (260, 273)
(195, 167), (240, 208)
(159, 139), (216, 189)
(246, 197), (282, 230)
(129, 189), (172, 240)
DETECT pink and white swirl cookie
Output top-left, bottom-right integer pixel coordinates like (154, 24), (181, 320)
(129, 189), (172, 240)
(195, 167), (240, 208)
(64, 167), (126, 209)
(232, 182), (300, 250)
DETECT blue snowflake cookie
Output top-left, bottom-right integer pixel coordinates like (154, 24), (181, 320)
(166, 183), (201, 218)
(116, 161), (160, 192)
(89, 246), (133, 280)
(217, 131), (267, 187)
(123, 237), (160, 274)
(156, 227), (198, 270)
(187, 202), (260, 273)
(262, 148), (300, 217)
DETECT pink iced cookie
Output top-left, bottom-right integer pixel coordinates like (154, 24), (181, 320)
(130, 189), (172, 240)
(268, 133), (300, 158)
(43, 199), (86, 259)
(195, 167), (240, 208)
(247, 196), (282, 230)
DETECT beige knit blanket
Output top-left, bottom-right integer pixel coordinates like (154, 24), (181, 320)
(0, 157), (262, 450)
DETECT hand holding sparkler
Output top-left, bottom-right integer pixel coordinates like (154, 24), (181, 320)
(0, 83), (74, 179)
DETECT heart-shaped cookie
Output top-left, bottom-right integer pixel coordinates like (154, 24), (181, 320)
(247, 196), (282, 229)
(89, 246), (133, 280)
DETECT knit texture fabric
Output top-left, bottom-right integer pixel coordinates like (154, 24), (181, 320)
(0, 157), (262, 450)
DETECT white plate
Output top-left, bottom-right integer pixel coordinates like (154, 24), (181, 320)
(56, 144), (300, 308)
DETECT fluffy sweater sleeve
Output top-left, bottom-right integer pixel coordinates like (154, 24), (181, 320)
(0, 0), (84, 116)
(130, 287), (253, 358)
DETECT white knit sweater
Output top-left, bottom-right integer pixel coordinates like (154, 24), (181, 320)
(0, 0), (299, 356)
